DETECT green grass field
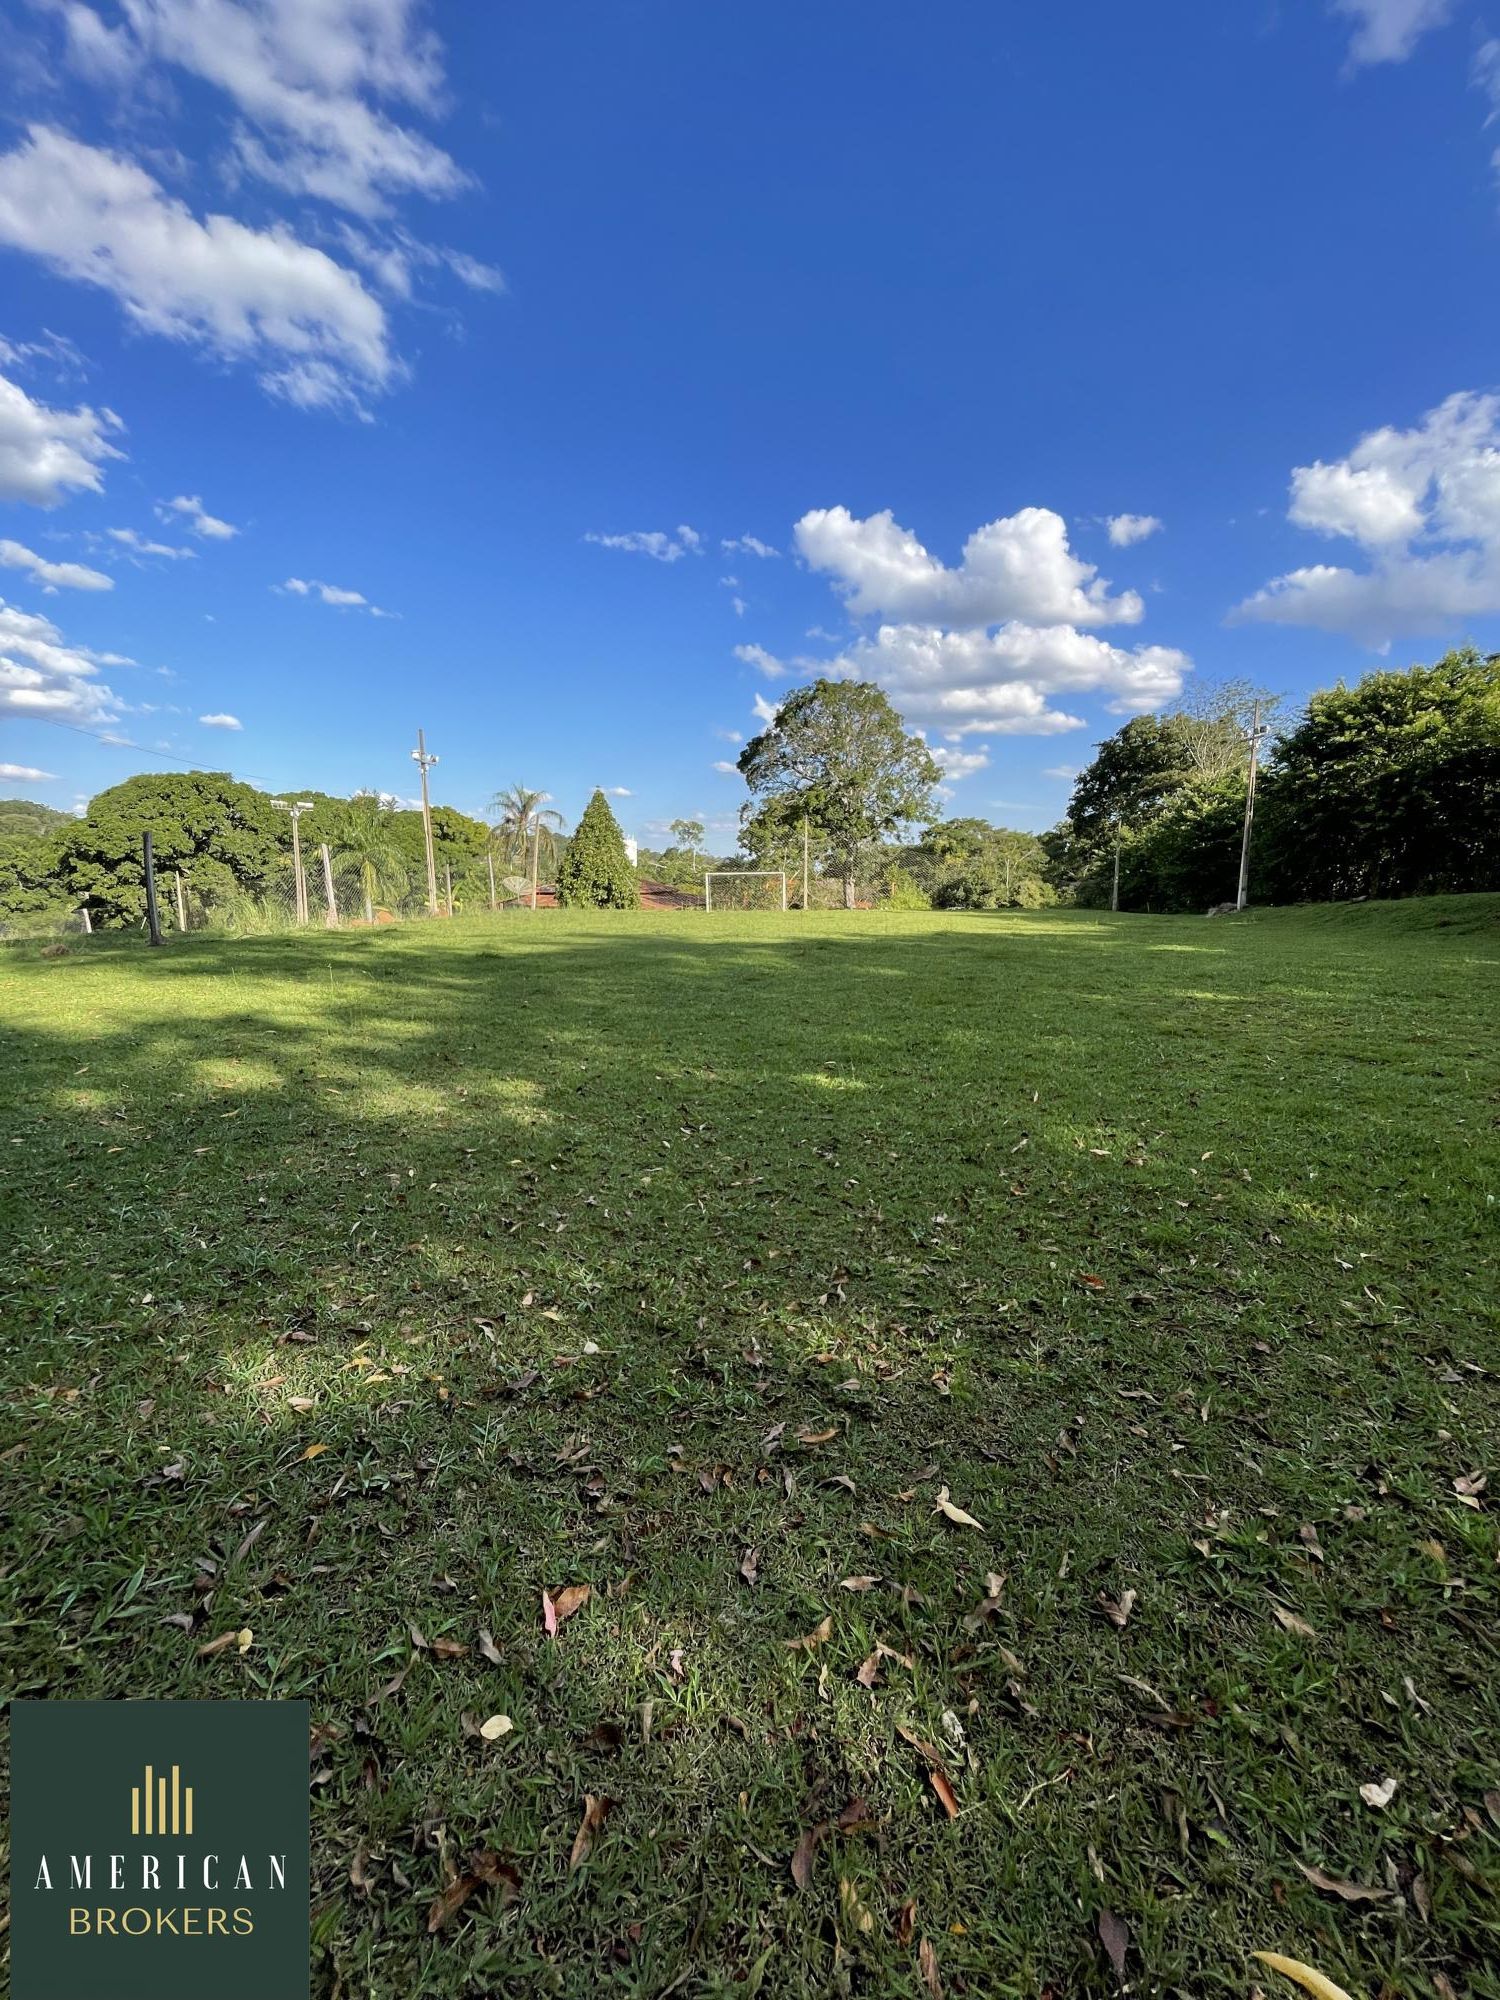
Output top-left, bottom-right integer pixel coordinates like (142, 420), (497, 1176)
(3, 901), (1498, 1999)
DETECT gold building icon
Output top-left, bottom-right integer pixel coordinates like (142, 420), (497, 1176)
(130, 1763), (194, 1837)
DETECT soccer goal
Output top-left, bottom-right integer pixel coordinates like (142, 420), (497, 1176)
(703, 871), (788, 912)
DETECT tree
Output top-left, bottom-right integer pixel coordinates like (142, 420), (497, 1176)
(55, 772), (284, 927)
(737, 680), (939, 908)
(330, 792), (407, 922)
(556, 789), (637, 908)
(492, 785), (566, 910)
(669, 818), (705, 872)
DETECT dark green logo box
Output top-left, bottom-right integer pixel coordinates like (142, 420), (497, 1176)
(9, 1699), (309, 2000)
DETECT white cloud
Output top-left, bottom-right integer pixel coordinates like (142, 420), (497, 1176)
(603, 785), (632, 796)
(711, 759), (737, 774)
(278, 575), (389, 611)
(0, 761), (59, 780)
(731, 596), (747, 618)
(109, 527), (196, 559)
(713, 726), (743, 742)
(0, 366), (122, 505)
(1332, 0), (1452, 66)
(46, 0), (468, 220)
(583, 526), (702, 563)
(159, 493), (238, 539)
(928, 743), (990, 781)
(0, 539), (113, 590)
(1234, 390), (1500, 644)
(199, 711), (242, 728)
(0, 127), (393, 411)
(0, 597), (128, 723)
(751, 691), (780, 725)
(733, 642), (787, 679)
(721, 533), (779, 557)
(1043, 764), (1078, 781)
(816, 622), (1189, 736)
(1106, 513), (1162, 547)
(794, 504), (1143, 628)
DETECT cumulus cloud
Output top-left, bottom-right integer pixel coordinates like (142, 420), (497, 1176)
(199, 711), (242, 728)
(159, 493), (238, 538)
(0, 127), (393, 412)
(0, 539), (113, 590)
(751, 691), (780, 725)
(0, 597), (129, 723)
(0, 366), (122, 505)
(1043, 764), (1078, 781)
(0, 761), (59, 780)
(733, 642), (789, 679)
(1234, 390), (1500, 644)
(816, 622), (1187, 736)
(1332, 0), (1452, 66)
(603, 785), (632, 796)
(109, 527), (196, 559)
(794, 504), (1143, 628)
(277, 574), (393, 614)
(928, 743), (990, 780)
(1106, 513), (1162, 547)
(583, 525), (702, 563)
(712, 759), (737, 774)
(44, 0), (468, 220)
(721, 533), (779, 557)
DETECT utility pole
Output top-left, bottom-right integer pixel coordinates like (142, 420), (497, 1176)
(444, 862), (453, 916)
(487, 851), (497, 910)
(319, 842), (339, 926)
(1236, 700), (1270, 913)
(142, 831), (163, 946)
(411, 729), (440, 917)
(273, 799), (317, 924)
(1111, 825), (1121, 913)
(801, 811), (810, 911)
(174, 869), (188, 932)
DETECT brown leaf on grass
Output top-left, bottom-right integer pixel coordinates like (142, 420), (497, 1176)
(478, 1629), (502, 1665)
(790, 1822), (827, 1889)
(797, 1426), (838, 1446)
(409, 1621), (429, 1651)
(1097, 1588), (1137, 1629)
(1454, 1470), (1487, 1507)
(918, 1935), (943, 1998)
(927, 1768), (960, 1818)
(430, 1637), (469, 1660)
(895, 1897), (917, 1947)
(1097, 1907), (1129, 1979)
(739, 1548), (760, 1587)
(1297, 1523), (1324, 1561)
(298, 1443), (330, 1461)
(160, 1611), (196, 1633)
(426, 1851), (520, 1932)
(933, 1486), (984, 1530)
(1270, 1601), (1318, 1640)
(1358, 1776), (1397, 1809)
(478, 1714), (513, 1741)
(196, 1626), (252, 1659)
(839, 1874), (875, 1933)
(856, 1651), (881, 1689)
(840, 1575), (880, 1592)
(1079, 1273), (1107, 1291)
(426, 1875), (479, 1933)
(542, 1584), (591, 1636)
(784, 1614), (834, 1651)
(1412, 1872), (1432, 1922)
(897, 1722), (948, 1767)
(1295, 1862), (1391, 1903)
(568, 1793), (612, 1874)
(838, 1796), (875, 1832)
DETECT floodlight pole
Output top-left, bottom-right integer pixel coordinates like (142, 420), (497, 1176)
(274, 799), (317, 924)
(142, 831), (163, 946)
(1236, 701), (1269, 913)
(1111, 826), (1121, 913)
(411, 729), (440, 917)
(802, 812), (810, 911)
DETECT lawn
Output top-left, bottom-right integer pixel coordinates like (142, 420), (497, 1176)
(2, 900), (1497, 1999)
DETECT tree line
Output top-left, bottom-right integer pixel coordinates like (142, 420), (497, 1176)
(2, 646), (1495, 932)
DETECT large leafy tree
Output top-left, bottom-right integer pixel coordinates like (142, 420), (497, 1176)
(56, 772), (285, 927)
(556, 788), (636, 908)
(329, 793), (408, 921)
(737, 679), (939, 908)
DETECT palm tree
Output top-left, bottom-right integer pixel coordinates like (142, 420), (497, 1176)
(491, 785), (565, 909)
(330, 792), (406, 923)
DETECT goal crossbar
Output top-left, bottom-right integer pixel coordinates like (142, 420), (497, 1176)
(703, 871), (787, 912)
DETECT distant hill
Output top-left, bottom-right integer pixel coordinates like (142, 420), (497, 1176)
(0, 799), (71, 840)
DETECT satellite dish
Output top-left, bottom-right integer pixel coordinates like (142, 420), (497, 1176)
(501, 875), (529, 897)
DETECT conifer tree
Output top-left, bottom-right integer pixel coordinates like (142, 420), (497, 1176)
(555, 788), (637, 908)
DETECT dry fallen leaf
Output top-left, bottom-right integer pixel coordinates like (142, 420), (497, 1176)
(430, 1636), (468, 1660)
(542, 1584), (591, 1636)
(1453, 1470), (1487, 1508)
(927, 1768), (960, 1819)
(933, 1486), (985, 1530)
(797, 1426), (838, 1445)
(1358, 1776), (1398, 1809)
(298, 1443), (330, 1461)
(478, 1628), (502, 1665)
(739, 1547), (760, 1587)
(1294, 1862), (1390, 1903)
(568, 1793), (611, 1873)
(790, 1822), (826, 1890)
(1097, 1907), (1129, 1980)
(918, 1935), (943, 1998)
(1097, 1588), (1137, 1629)
(840, 1575), (880, 1592)
(287, 1395), (316, 1413)
(478, 1714), (513, 1742)
(1270, 1601), (1318, 1640)
(195, 1627), (252, 1659)
(785, 1615), (834, 1652)
(1253, 1950), (1357, 2000)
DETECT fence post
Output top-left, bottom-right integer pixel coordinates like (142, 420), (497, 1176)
(79, 905), (92, 934)
(142, 831), (163, 946)
(487, 852), (496, 910)
(174, 869), (188, 932)
(445, 863), (453, 916)
(319, 842), (339, 927)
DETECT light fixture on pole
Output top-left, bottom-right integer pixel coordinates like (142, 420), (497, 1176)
(273, 798), (317, 925)
(411, 729), (440, 917)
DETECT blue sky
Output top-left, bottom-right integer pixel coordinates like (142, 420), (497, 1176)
(2, 0), (1498, 841)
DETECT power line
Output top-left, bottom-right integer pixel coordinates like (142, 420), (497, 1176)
(4, 713), (269, 782)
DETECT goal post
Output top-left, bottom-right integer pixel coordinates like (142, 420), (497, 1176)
(703, 871), (788, 912)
